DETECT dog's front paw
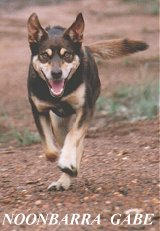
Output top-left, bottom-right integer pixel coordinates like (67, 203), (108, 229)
(48, 181), (66, 191)
(58, 155), (77, 177)
(48, 174), (71, 191)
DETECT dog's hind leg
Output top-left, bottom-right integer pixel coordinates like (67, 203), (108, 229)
(31, 103), (59, 161)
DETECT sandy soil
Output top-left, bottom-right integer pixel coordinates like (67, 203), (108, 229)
(0, 0), (159, 230)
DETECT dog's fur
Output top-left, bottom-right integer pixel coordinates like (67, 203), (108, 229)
(27, 13), (148, 191)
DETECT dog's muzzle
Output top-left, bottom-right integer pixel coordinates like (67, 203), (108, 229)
(41, 69), (66, 97)
(48, 78), (65, 97)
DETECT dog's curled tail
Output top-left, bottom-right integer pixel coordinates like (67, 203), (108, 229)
(87, 39), (149, 60)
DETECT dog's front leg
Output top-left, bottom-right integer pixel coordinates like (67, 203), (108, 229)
(31, 104), (59, 161)
(48, 109), (88, 191)
(58, 109), (89, 177)
(47, 112), (73, 191)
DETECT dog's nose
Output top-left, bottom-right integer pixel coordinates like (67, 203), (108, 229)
(51, 70), (62, 79)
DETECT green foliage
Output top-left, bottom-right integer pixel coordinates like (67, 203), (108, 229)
(96, 81), (158, 120)
(149, 4), (159, 15)
(0, 108), (8, 121)
(123, 0), (157, 3)
(123, 58), (136, 67)
(0, 128), (40, 146)
(11, 128), (40, 146)
(123, 0), (159, 15)
(96, 97), (107, 111)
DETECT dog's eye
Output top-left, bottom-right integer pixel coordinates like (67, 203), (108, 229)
(39, 52), (49, 62)
(64, 52), (71, 58)
(64, 52), (73, 62)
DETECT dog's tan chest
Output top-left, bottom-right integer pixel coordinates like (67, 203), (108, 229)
(62, 83), (85, 110)
(31, 83), (85, 113)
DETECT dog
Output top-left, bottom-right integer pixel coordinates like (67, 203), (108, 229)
(27, 13), (148, 191)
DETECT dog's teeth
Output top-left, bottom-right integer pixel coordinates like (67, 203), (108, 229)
(50, 88), (63, 96)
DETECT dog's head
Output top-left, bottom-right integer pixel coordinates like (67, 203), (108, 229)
(27, 13), (84, 97)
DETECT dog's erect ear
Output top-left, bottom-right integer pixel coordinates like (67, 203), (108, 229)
(27, 13), (48, 44)
(64, 13), (84, 44)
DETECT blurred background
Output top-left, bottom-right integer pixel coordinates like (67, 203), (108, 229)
(0, 0), (159, 145)
(0, 2), (159, 230)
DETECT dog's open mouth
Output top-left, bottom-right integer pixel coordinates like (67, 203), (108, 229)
(41, 70), (66, 97)
(48, 79), (65, 97)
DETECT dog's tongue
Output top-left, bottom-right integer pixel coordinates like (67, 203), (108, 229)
(49, 79), (65, 96)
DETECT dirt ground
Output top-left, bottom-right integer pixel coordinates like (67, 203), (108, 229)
(0, 0), (159, 231)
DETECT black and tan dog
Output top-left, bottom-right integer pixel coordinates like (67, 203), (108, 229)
(27, 13), (148, 191)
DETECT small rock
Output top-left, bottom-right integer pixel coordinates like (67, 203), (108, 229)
(17, 200), (21, 203)
(105, 201), (111, 205)
(103, 209), (110, 213)
(108, 151), (113, 155)
(89, 127), (98, 132)
(114, 192), (123, 197)
(96, 187), (102, 192)
(117, 150), (128, 156)
(144, 146), (150, 150)
(42, 204), (50, 210)
(152, 198), (160, 204)
(57, 203), (62, 207)
(100, 110), (108, 116)
(131, 179), (138, 184)
(152, 179), (157, 184)
(122, 157), (128, 160)
(90, 194), (97, 200)
(83, 196), (89, 201)
(26, 194), (32, 199)
(39, 155), (43, 158)
(125, 208), (143, 215)
(35, 200), (42, 206)
(26, 180), (39, 185)
(21, 190), (28, 195)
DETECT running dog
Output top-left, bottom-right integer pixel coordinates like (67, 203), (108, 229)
(27, 13), (148, 190)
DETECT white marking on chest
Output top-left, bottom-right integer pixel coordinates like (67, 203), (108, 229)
(62, 83), (85, 109)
